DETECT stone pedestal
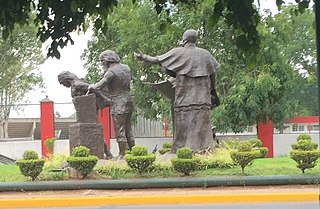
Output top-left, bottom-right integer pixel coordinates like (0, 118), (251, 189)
(69, 123), (104, 159)
(73, 94), (98, 123)
(69, 94), (104, 159)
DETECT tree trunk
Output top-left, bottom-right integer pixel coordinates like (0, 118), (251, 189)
(3, 118), (8, 138)
(0, 122), (4, 138)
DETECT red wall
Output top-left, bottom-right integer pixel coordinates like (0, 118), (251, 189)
(257, 119), (274, 158)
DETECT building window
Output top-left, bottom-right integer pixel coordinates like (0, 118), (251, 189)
(292, 124), (298, 132)
(310, 125), (319, 131)
(247, 126), (253, 133)
(292, 124), (305, 132)
(298, 125), (305, 132)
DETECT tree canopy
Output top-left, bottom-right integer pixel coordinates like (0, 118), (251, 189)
(82, 0), (315, 133)
(0, 0), (313, 59)
(0, 20), (44, 138)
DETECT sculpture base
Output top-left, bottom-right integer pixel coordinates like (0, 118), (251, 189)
(69, 123), (104, 159)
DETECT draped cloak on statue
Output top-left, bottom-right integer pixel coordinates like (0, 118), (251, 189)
(157, 44), (220, 152)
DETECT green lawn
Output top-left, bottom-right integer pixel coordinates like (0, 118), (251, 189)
(197, 157), (320, 177)
(0, 164), (27, 182)
(1, 156), (319, 182)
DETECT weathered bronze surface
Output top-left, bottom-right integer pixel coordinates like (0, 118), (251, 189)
(89, 50), (135, 159)
(135, 29), (220, 153)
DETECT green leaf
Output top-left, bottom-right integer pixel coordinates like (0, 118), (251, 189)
(71, 0), (79, 13)
(94, 18), (103, 29)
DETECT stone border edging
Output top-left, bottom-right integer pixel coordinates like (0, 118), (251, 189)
(0, 175), (319, 192)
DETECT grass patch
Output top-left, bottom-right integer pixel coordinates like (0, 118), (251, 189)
(197, 157), (320, 176)
(0, 156), (319, 182)
(0, 164), (27, 182)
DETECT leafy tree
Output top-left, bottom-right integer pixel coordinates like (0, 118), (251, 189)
(0, 0), (311, 58)
(83, 1), (313, 134)
(265, 7), (317, 116)
(0, 21), (44, 138)
(211, 7), (315, 132)
(82, 0), (179, 120)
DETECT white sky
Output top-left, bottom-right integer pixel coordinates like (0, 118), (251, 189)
(10, 0), (296, 118)
(10, 31), (92, 118)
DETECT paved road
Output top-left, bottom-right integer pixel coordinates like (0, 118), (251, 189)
(23, 202), (320, 209)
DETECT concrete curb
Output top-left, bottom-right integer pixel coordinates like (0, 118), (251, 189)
(0, 175), (319, 191)
(0, 193), (319, 208)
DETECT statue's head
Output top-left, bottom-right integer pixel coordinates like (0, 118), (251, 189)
(99, 50), (120, 66)
(58, 71), (78, 88)
(180, 29), (198, 46)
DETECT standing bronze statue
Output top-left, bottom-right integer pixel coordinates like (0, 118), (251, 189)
(89, 50), (135, 159)
(134, 29), (220, 153)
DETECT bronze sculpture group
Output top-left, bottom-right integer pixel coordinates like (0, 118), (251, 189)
(59, 29), (220, 159)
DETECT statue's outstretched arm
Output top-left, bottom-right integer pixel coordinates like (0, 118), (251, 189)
(134, 51), (160, 64)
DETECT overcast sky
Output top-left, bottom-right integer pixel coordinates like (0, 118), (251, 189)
(10, 30), (92, 118)
(10, 0), (296, 118)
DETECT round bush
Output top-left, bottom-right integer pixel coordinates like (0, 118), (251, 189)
(171, 158), (200, 176)
(67, 155), (98, 178)
(291, 140), (318, 151)
(162, 142), (173, 149)
(125, 154), (156, 174)
(71, 146), (90, 157)
(176, 147), (193, 159)
(131, 145), (148, 156)
(297, 134), (312, 142)
(248, 138), (262, 148)
(237, 141), (253, 152)
(22, 150), (39, 160)
(16, 159), (45, 181)
(230, 150), (260, 174)
(290, 150), (320, 173)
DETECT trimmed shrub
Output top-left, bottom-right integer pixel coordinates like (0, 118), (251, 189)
(16, 150), (45, 181)
(290, 150), (320, 173)
(257, 147), (269, 158)
(291, 140), (318, 151)
(248, 138), (262, 148)
(163, 142), (172, 149)
(22, 150), (39, 160)
(125, 145), (156, 175)
(290, 135), (320, 173)
(171, 147), (200, 176)
(71, 146), (90, 157)
(67, 156), (98, 178)
(230, 141), (259, 174)
(176, 147), (193, 159)
(159, 142), (172, 155)
(67, 146), (98, 178)
(296, 134), (312, 142)
(125, 154), (156, 175)
(171, 158), (200, 176)
(247, 138), (268, 158)
(237, 141), (253, 152)
(131, 145), (148, 156)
